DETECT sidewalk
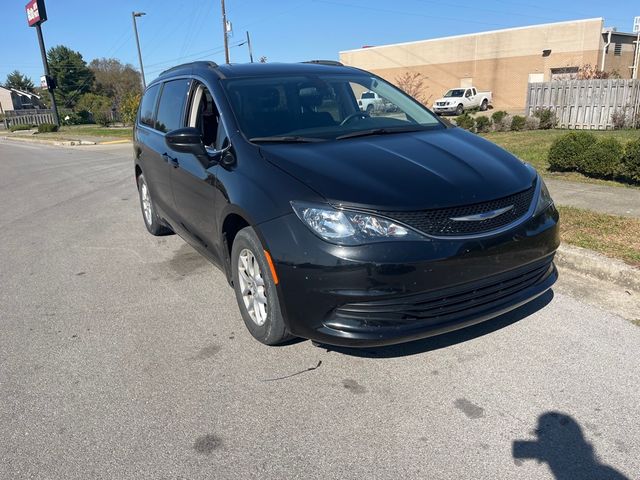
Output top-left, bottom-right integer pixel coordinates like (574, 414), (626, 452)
(546, 178), (640, 219)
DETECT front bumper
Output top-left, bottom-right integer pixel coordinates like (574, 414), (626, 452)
(433, 105), (458, 114)
(258, 205), (560, 347)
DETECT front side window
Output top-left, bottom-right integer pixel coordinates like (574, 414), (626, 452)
(187, 83), (225, 148)
(138, 84), (160, 127)
(155, 79), (190, 133)
(222, 74), (443, 141)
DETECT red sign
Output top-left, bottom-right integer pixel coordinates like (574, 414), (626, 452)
(26, 0), (47, 27)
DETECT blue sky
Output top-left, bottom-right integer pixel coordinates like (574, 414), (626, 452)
(1, 0), (637, 85)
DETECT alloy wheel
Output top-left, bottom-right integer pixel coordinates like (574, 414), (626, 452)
(237, 248), (268, 326)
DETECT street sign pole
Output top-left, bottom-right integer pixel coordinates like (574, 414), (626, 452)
(26, 0), (59, 126)
(34, 22), (59, 126)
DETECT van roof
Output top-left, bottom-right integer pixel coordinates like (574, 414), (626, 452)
(156, 60), (359, 81)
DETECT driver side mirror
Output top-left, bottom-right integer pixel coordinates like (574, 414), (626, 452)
(165, 127), (216, 169)
(165, 127), (206, 155)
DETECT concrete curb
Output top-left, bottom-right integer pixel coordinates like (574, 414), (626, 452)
(555, 244), (640, 291)
(1, 135), (97, 146)
(1, 136), (131, 146)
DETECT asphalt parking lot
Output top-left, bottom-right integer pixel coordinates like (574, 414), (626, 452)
(1, 139), (639, 479)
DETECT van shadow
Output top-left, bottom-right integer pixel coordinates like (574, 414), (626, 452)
(513, 412), (629, 480)
(320, 289), (554, 358)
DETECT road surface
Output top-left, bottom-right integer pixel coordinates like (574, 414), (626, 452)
(1, 139), (638, 479)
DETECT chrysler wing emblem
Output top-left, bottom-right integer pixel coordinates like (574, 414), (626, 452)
(450, 205), (514, 222)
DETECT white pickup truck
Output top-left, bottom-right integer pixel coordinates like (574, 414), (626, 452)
(432, 87), (492, 115)
(358, 91), (384, 114)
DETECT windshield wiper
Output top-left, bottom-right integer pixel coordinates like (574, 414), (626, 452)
(335, 126), (428, 140)
(249, 136), (326, 143)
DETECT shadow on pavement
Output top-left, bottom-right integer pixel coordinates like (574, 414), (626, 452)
(321, 289), (554, 358)
(513, 412), (629, 480)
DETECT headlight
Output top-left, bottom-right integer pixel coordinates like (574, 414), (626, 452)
(533, 176), (553, 216)
(291, 201), (425, 245)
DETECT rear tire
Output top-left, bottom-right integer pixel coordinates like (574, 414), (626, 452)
(231, 227), (293, 345)
(480, 99), (488, 111)
(366, 104), (374, 116)
(456, 104), (464, 115)
(137, 174), (173, 236)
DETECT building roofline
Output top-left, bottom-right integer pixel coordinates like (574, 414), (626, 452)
(339, 17), (605, 54)
(9, 88), (40, 99)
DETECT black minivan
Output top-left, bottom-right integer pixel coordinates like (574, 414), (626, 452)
(134, 60), (559, 347)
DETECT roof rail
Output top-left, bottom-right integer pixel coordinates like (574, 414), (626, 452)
(302, 60), (344, 66)
(159, 61), (219, 77)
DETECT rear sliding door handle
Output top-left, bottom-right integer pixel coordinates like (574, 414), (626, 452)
(162, 153), (179, 168)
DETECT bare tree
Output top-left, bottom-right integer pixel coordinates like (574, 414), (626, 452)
(395, 71), (430, 105)
(577, 64), (617, 80)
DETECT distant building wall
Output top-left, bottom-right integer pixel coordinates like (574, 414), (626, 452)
(0, 87), (13, 112)
(340, 18), (619, 112)
(603, 32), (637, 78)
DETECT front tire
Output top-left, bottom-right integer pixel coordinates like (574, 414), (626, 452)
(231, 227), (292, 345)
(137, 174), (173, 236)
(456, 104), (464, 115)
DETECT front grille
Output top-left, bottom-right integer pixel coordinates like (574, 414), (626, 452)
(379, 184), (536, 237)
(329, 259), (553, 330)
(436, 102), (447, 106)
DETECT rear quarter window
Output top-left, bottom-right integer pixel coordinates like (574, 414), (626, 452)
(138, 84), (160, 127)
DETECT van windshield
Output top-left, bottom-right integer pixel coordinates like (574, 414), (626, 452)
(222, 74), (444, 141)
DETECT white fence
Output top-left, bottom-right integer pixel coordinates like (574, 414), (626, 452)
(525, 79), (640, 129)
(5, 109), (56, 126)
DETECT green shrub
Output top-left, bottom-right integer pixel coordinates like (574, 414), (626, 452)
(454, 113), (475, 130)
(120, 91), (141, 126)
(524, 116), (540, 130)
(611, 109), (627, 130)
(510, 115), (526, 131)
(548, 131), (597, 171)
(491, 110), (508, 124)
(578, 137), (624, 179)
(533, 107), (557, 129)
(9, 124), (33, 132)
(37, 123), (58, 133)
(622, 139), (640, 183)
(474, 116), (492, 133)
(495, 115), (513, 132)
(76, 93), (112, 126)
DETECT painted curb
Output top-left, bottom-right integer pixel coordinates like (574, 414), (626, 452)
(1, 135), (97, 146)
(1, 136), (131, 146)
(555, 244), (640, 291)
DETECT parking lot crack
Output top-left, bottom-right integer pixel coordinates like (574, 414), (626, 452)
(261, 360), (322, 382)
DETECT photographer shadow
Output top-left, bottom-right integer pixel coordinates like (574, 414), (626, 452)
(513, 411), (629, 480)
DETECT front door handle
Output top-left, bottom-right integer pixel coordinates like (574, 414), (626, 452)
(162, 153), (179, 168)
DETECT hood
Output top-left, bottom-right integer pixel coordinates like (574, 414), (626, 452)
(259, 128), (536, 211)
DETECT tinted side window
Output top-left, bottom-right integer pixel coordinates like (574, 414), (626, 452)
(155, 79), (190, 133)
(139, 84), (160, 127)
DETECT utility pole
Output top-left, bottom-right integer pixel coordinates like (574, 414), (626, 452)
(26, 0), (59, 126)
(246, 31), (254, 63)
(221, 0), (230, 63)
(132, 12), (147, 89)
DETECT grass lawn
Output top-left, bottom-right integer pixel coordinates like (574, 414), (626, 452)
(35, 125), (133, 141)
(558, 205), (640, 267)
(482, 129), (640, 188)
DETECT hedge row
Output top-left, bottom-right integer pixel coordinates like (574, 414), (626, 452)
(548, 132), (640, 184)
(454, 108), (557, 133)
